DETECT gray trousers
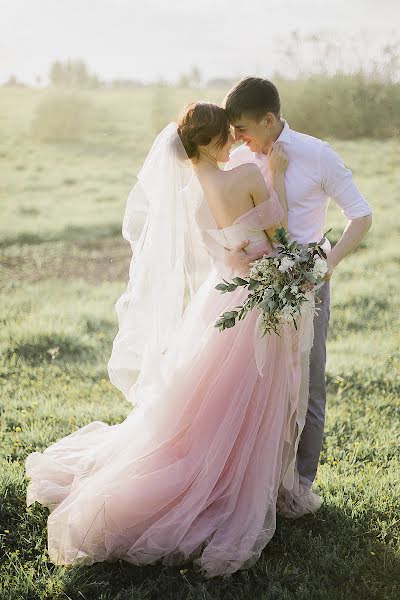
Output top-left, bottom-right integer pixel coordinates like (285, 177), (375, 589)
(296, 280), (331, 483)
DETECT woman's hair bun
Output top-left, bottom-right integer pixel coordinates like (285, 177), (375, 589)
(177, 102), (230, 160)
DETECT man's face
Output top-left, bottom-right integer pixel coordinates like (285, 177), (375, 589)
(231, 113), (275, 154)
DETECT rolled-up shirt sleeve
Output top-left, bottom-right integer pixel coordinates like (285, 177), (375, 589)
(320, 142), (372, 219)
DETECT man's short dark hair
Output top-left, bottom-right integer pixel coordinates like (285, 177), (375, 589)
(224, 77), (281, 123)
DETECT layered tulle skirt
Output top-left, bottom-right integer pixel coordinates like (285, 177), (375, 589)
(25, 269), (322, 578)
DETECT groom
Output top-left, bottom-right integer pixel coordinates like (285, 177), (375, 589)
(222, 77), (372, 485)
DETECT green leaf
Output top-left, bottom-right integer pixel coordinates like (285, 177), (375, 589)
(273, 227), (289, 245)
(304, 272), (317, 284)
(224, 318), (236, 328)
(248, 278), (258, 290)
(223, 311), (238, 319)
(214, 318), (225, 326)
(232, 277), (249, 286)
(262, 288), (275, 300)
(258, 299), (272, 311)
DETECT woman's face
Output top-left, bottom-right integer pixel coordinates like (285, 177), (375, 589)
(214, 130), (235, 162)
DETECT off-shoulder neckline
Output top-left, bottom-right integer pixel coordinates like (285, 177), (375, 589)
(207, 199), (270, 233)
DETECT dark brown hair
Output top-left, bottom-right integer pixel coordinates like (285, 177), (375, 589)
(223, 77), (281, 123)
(177, 102), (230, 160)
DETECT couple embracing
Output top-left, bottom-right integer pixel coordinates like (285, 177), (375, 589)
(25, 77), (372, 578)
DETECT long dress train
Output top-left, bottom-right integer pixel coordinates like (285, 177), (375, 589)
(25, 194), (322, 578)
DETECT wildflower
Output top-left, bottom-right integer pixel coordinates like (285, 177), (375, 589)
(278, 257), (295, 272)
(281, 305), (295, 322)
(313, 257), (328, 278)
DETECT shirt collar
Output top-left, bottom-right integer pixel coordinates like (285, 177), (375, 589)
(254, 119), (292, 161)
(275, 119), (292, 144)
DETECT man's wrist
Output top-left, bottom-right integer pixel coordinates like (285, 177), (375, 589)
(327, 251), (340, 269)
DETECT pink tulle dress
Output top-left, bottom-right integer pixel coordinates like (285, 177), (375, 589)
(25, 193), (322, 579)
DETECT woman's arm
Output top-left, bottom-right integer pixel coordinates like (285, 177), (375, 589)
(264, 144), (289, 241)
(269, 174), (288, 229)
(258, 144), (288, 244)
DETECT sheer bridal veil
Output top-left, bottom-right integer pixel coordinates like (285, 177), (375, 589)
(107, 123), (213, 407)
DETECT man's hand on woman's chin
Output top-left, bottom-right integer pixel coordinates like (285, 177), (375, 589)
(223, 241), (266, 277)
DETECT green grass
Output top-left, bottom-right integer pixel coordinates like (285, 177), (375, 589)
(0, 88), (399, 599)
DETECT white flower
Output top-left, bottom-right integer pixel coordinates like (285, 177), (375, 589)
(313, 257), (328, 278)
(281, 305), (296, 322)
(291, 284), (298, 294)
(278, 257), (295, 272)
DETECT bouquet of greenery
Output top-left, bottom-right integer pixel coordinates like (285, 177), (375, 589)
(214, 228), (331, 336)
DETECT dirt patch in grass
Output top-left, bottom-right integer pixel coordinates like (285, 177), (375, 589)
(0, 237), (131, 285)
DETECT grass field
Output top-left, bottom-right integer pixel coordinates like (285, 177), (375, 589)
(0, 88), (399, 600)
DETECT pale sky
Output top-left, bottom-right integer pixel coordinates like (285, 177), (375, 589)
(1, 0), (399, 84)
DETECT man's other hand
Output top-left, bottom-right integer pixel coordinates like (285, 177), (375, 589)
(224, 240), (266, 277)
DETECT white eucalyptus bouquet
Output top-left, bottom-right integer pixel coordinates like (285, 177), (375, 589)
(214, 228), (330, 336)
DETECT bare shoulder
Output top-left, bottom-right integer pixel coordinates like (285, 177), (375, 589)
(226, 162), (264, 184)
(227, 162), (267, 200)
(229, 162), (259, 175)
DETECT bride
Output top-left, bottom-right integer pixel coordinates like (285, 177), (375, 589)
(25, 101), (322, 579)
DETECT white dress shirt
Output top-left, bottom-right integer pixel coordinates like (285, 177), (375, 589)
(225, 120), (372, 249)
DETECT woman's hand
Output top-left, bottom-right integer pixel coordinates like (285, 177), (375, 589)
(268, 143), (288, 185)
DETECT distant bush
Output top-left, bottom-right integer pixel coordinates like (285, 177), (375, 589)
(151, 85), (176, 135)
(31, 93), (96, 142)
(49, 59), (101, 89)
(278, 74), (400, 139)
(28, 76), (400, 143)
